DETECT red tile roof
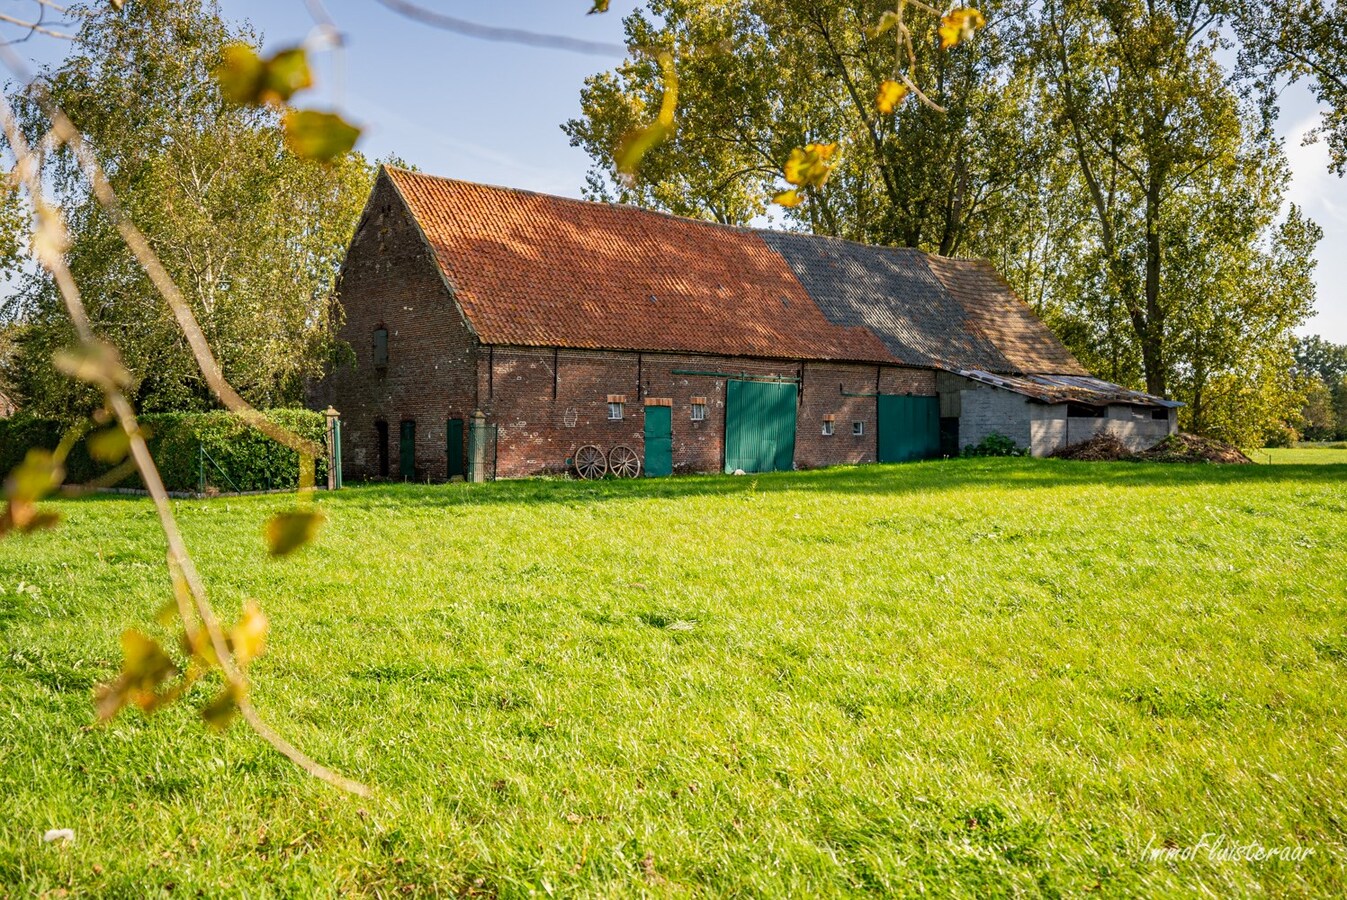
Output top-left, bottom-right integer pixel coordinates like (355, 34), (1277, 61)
(381, 167), (1086, 376)
(386, 168), (896, 363)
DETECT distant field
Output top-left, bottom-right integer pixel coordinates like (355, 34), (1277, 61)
(1254, 446), (1347, 465)
(2, 459), (1346, 896)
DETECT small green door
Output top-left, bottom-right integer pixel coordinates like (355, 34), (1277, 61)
(725, 380), (798, 474)
(644, 406), (673, 477)
(877, 396), (940, 462)
(446, 418), (465, 478)
(399, 420), (416, 480)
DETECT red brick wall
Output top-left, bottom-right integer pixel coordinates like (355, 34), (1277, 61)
(319, 172), (938, 480)
(479, 346), (935, 477)
(317, 172), (478, 481)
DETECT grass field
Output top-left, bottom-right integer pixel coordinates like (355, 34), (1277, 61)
(1253, 446), (1347, 465)
(2, 459), (1346, 896)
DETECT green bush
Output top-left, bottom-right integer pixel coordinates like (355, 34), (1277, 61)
(0, 409), (329, 493)
(961, 433), (1028, 458)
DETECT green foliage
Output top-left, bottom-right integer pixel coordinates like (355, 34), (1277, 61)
(565, 0), (1036, 249)
(570, 1), (1318, 447)
(0, 0), (373, 418)
(1235, 0), (1347, 175)
(0, 409), (328, 494)
(960, 432), (1027, 457)
(2, 463), (1346, 892)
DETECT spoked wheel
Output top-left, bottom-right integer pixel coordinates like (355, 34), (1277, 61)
(608, 445), (642, 479)
(574, 445), (608, 480)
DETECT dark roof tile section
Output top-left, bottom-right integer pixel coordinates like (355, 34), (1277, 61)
(758, 231), (1011, 370)
(386, 168), (895, 363)
(926, 257), (1086, 375)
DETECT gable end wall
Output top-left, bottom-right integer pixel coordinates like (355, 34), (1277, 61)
(318, 172), (479, 481)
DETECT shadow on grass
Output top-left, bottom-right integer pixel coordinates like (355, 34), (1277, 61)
(58, 457), (1345, 513)
(310, 457), (1347, 510)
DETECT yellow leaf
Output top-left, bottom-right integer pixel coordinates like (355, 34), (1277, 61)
(876, 79), (909, 114)
(215, 43), (266, 105)
(216, 44), (313, 107)
(866, 10), (901, 39)
(782, 143), (839, 189)
(282, 110), (361, 162)
(87, 427), (130, 465)
(230, 601), (269, 667)
(94, 630), (178, 721)
(52, 341), (133, 389)
(939, 7), (986, 50)
(265, 508), (325, 556)
(616, 121), (671, 180)
(259, 47), (313, 106)
(615, 51), (678, 183)
(773, 189), (805, 208)
(31, 204), (68, 270)
(588, 0), (611, 12)
(201, 685), (240, 732)
(4, 449), (63, 506)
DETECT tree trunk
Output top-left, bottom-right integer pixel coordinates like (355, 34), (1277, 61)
(1141, 171), (1167, 397)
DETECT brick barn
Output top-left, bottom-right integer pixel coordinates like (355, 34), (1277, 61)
(316, 166), (1178, 480)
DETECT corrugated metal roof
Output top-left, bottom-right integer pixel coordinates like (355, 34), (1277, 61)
(958, 370), (1184, 408)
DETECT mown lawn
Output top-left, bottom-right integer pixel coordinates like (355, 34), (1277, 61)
(1255, 446), (1347, 465)
(2, 459), (1345, 897)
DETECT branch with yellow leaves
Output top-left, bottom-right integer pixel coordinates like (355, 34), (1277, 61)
(0, 44), (368, 796)
(771, 3), (986, 208)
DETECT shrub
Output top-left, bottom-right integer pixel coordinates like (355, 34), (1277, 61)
(0, 409), (329, 493)
(962, 433), (1027, 458)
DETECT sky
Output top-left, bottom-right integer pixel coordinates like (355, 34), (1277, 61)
(9, 0), (1346, 341)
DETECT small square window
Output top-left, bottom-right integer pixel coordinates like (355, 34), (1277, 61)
(822, 421), (834, 436)
(852, 421), (864, 436)
(608, 402), (624, 421)
(691, 402), (706, 421)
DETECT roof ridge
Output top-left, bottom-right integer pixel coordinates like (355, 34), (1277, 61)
(381, 166), (998, 267)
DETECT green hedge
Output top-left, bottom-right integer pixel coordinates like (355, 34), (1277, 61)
(0, 409), (329, 494)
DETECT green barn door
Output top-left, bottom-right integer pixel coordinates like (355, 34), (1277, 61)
(446, 418), (465, 479)
(399, 420), (416, 480)
(724, 380), (798, 474)
(644, 406), (673, 477)
(877, 396), (940, 462)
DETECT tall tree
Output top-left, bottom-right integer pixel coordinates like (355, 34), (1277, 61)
(1236, 0), (1347, 175)
(565, 0), (1042, 255)
(1034, 0), (1250, 397)
(0, 0), (372, 418)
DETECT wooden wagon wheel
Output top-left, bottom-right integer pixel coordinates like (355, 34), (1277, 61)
(574, 444), (608, 480)
(608, 445), (642, 479)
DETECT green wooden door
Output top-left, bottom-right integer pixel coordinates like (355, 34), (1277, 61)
(446, 418), (465, 478)
(725, 380), (798, 474)
(644, 406), (673, 477)
(399, 420), (416, 480)
(877, 395), (940, 462)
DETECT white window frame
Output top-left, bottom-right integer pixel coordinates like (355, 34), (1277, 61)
(852, 421), (865, 436)
(608, 402), (624, 421)
(691, 402), (707, 422)
(822, 420), (835, 436)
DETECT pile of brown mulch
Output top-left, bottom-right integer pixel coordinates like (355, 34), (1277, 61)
(1134, 433), (1253, 464)
(1050, 433), (1132, 461)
